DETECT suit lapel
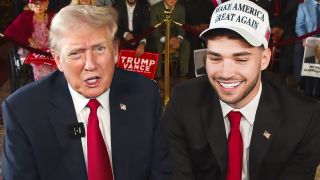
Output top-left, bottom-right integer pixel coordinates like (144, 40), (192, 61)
(249, 80), (282, 180)
(109, 70), (132, 180)
(48, 72), (87, 178)
(200, 81), (228, 176)
(123, 4), (129, 31)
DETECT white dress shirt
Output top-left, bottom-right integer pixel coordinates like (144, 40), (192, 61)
(126, 2), (136, 32)
(220, 82), (262, 180)
(123, 2), (147, 45)
(68, 84), (112, 170)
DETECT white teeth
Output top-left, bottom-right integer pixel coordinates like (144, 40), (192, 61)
(87, 78), (97, 84)
(219, 82), (241, 88)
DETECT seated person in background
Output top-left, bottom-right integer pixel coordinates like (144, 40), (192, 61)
(2, 5), (171, 180)
(295, 0), (320, 97)
(71, 0), (96, 5)
(12, 0), (70, 16)
(115, 0), (151, 57)
(150, 0), (190, 78)
(5, 0), (57, 81)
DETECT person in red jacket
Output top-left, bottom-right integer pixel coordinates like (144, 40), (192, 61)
(5, 0), (57, 80)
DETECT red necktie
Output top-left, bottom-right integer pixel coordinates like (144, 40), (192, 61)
(87, 99), (113, 180)
(226, 111), (243, 180)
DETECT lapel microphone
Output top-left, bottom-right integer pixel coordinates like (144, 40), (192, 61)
(68, 122), (85, 138)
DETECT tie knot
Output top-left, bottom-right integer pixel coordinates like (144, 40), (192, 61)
(87, 99), (100, 112)
(227, 111), (242, 129)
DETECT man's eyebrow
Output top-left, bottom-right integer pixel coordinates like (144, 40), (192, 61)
(66, 41), (108, 52)
(91, 41), (108, 48)
(233, 52), (252, 56)
(207, 50), (252, 57)
(207, 50), (220, 56)
(66, 47), (85, 53)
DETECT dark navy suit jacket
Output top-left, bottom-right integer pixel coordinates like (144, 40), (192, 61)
(2, 68), (171, 180)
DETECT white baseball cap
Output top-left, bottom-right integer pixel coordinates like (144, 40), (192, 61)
(200, 0), (271, 49)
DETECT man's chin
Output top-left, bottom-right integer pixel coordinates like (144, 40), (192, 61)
(81, 89), (105, 99)
(219, 95), (239, 105)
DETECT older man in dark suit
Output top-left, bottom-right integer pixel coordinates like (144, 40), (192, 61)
(2, 5), (171, 180)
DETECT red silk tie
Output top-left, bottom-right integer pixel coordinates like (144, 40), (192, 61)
(227, 111), (243, 180)
(87, 99), (113, 180)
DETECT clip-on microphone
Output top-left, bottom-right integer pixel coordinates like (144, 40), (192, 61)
(68, 122), (85, 138)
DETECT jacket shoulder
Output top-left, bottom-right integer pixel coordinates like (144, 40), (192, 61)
(112, 68), (159, 91)
(262, 73), (319, 108)
(4, 71), (62, 105)
(171, 76), (211, 101)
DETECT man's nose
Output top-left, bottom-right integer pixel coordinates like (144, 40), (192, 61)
(220, 59), (236, 78)
(84, 50), (97, 71)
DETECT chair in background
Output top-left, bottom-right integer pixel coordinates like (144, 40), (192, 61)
(7, 47), (33, 93)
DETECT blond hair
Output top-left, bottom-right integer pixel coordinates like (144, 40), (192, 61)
(49, 5), (118, 53)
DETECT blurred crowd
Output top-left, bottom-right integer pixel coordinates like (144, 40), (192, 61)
(5, 0), (320, 98)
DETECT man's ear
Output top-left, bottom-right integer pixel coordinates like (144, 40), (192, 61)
(113, 40), (119, 63)
(260, 48), (271, 71)
(114, 56), (118, 63)
(51, 50), (63, 72)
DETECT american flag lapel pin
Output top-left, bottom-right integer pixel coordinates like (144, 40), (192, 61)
(263, 130), (271, 140)
(120, 103), (127, 111)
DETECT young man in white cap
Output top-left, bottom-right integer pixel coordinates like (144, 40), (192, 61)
(164, 0), (320, 179)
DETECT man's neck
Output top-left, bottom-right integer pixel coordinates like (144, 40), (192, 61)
(126, 1), (136, 7)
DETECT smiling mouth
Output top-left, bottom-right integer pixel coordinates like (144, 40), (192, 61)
(219, 81), (241, 89)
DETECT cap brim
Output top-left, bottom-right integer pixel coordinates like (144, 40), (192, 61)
(199, 27), (265, 48)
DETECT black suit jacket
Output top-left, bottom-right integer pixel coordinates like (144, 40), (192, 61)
(2, 68), (171, 180)
(164, 74), (320, 180)
(115, 1), (150, 47)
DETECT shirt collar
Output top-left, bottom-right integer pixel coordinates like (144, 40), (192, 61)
(68, 84), (110, 114)
(220, 82), (262, 126)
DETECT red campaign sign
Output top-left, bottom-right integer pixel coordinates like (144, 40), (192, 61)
(24, 49), (56, 67)
(117, 50), (159, 80)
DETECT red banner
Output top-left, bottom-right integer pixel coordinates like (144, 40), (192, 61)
(117, 50), (159, 80)
(24, 49), (56, 67)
